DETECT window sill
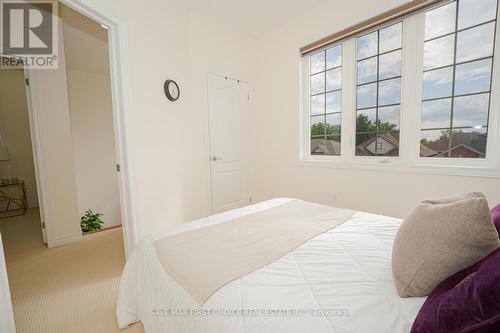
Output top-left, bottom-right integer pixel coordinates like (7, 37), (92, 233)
(297, 158), (500, 179)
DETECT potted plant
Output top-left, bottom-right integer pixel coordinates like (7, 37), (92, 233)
(80, 209), (104, 233)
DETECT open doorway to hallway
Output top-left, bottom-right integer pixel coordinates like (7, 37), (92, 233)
(0, 61), (45, 248)
(0, 2), (122, 243)
(0, 2), (140, 332)
(62, 3), (123, 235)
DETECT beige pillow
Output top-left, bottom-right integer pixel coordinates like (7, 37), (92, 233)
(392, 192), (500, 297)
(422, 192), (485, 204)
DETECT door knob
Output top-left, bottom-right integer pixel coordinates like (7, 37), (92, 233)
(211, 156), (223, 161)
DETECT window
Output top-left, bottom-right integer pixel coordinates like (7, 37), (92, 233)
(420, 0), (497, 159)
(301, 0), (500, 177)
(309, 44), (342, 156)
(356, 23), (402, 157)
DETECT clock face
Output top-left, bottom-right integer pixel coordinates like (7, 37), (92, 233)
(169, 82), (179, 99)
(164, 80), (180, 101)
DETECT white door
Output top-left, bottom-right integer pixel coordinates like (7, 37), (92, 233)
(23, 71), (47, 244)
(208, 74), (250, 214)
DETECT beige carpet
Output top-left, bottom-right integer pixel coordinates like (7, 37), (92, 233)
(0, 209), (144, 333)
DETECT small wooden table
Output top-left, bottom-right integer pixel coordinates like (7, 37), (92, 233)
(0, 181), (28, 218)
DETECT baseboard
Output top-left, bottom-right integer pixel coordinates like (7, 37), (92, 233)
(50, 233), (83, 248)
(83, 225), (122, 237)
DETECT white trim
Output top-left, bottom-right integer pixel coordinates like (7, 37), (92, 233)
(203, 73), (215, 215)
(0, 234), (16, 333)
(299, 55), (309, 161)
(299, 6), (500, 178)
(343, 38), (356, 160)
(52, 232), (83, 247)
(296, 159), (500, 178)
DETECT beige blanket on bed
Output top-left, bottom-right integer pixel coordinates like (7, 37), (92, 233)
(154, 199), (355, 304)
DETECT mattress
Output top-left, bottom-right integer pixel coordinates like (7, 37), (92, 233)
(117, 198), (426, 333)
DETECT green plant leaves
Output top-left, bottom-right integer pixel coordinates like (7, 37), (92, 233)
(80, 209), (104, 233)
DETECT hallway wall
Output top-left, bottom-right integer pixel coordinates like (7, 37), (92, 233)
(0, 69), (38, 207)
(66, 70), (121, 228)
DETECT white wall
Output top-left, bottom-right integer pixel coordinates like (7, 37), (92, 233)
(0, 69), (38, 207)
(252, 0), (500, 218)
(74, 0), (258, 237)
(66, 70), (121, 228)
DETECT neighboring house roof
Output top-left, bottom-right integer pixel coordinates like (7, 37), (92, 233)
(311, 138), (341, 155)
(315, 131), (485, 158)
(450, 131), (487, 154)
(355, 132), (399, 156)
(421, 130), (486, 158)
(435, 144), (485, 158)
(420, 145), (438, 157)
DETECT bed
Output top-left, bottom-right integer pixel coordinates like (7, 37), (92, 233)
(117, 198), (426, 332)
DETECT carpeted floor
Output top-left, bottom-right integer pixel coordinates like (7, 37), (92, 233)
(0, 209), (144, 333)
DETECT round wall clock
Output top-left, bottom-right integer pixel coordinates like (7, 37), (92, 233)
(164, 79), (180, 101)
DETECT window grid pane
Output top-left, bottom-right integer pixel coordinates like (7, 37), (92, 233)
(309, 44), (342, 156)
(420, 0), (497, 159)
(356, 23), (402, 157)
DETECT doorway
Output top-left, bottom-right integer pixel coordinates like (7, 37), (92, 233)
(0, 3), (123, 245)
(62, 3), (123, 236)
(0, 64), (42, 242)
(0, 2), (142, 330)
(207, 74), (250, 214)
(15, 0), (139, 256)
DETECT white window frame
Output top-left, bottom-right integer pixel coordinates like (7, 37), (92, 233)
(299, 3), (500, 178)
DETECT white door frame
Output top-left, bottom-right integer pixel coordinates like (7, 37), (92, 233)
(18, 0), (140, 257)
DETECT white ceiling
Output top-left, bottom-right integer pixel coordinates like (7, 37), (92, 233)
(60, 3), (110, 75)
(185, 0), (327, 36)
(58, 0), (328, 74)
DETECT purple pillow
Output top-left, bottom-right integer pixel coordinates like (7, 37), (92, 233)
(492, 204), (500, 238)
(411, 247), (500, 333)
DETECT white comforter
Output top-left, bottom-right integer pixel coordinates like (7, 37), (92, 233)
(117, 198), (426, 333)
